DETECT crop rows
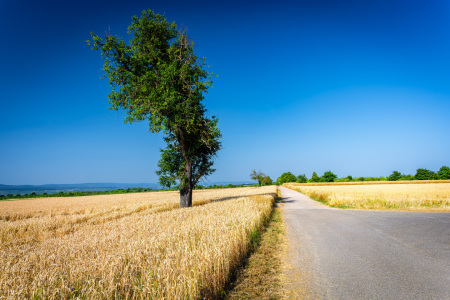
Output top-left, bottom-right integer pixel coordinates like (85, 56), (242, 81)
(0, 186), (277, 299)
(284, 182), (450, 211)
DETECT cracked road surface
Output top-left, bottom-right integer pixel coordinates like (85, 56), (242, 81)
(280, 187), (450, 299)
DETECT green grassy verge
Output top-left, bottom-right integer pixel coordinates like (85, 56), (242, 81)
(225, 196), (286, 299)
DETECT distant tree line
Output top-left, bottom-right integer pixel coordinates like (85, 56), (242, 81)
(387, 166), (450, 181)
(0, 184), (258, 201)
(0, 187), (155, 201)
(274, 166), (450, 185)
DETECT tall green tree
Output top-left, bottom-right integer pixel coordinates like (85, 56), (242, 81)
(310, 172), (320, 183)
(89, 10), (221, 207)
(296, 174), (308, 183)
(320, 171), (337, 182)
(437, 166), (450, 179)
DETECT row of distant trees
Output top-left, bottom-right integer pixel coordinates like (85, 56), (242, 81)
(387, 166), (450, 181)
(275, 171), (338, 185)
(0, 187), (155, 200)
(0, 183), (260, 200)
(257, 166), (450, 185)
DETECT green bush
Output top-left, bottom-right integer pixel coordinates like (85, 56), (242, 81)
(415, 168), (438, 180)
(388, 171), (402, 181)
(261, 176), (273, 186)
(438, 166), (450, 179)
(296, 174), (308, 183)
(399, 174), (414, 181)
(276, 172), (297, 185)
(320, 171), (338, 182)
(309, 172), (320, 183)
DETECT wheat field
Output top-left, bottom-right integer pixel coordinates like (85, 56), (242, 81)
(284, 182), (450, 211)
(0, 186), (277, 299)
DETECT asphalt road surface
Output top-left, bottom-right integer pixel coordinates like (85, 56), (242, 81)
(280, 187), (450, 299)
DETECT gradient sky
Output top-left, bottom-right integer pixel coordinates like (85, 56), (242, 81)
(1, 0), (449, 185)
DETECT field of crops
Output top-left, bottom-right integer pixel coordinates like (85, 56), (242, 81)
(284, 182), (450, 211)
(0, 186), (277, 299)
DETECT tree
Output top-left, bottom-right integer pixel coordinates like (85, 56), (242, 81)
(261, 176), (273, 186)
(388, 171), (402, 181)
(321, 171), (337, 182)
(438, 166), (450, 179)
(250, 170), (266, 186)
(415, 168), (438, 180)
(296, 174), (308, 183)
(310, 172), (320, 183)
(276, 172), (297, 185)
(89, 10), (221, 207)
(399, 174), (414, 181)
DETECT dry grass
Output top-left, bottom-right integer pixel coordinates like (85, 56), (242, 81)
(226, 195), (286, 299)
(284, 182), (450, 211)
(0, 186), (277, 299)
(0, 187), (271, 221)
(287, 180), (450, 187)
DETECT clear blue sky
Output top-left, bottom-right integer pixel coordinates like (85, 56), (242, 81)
(1, 0), (449, 185)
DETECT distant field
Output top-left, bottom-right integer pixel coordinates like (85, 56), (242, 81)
(286, 180), (450, 186)
(0, 186), (277, 299)
(284, 182), (450, 211)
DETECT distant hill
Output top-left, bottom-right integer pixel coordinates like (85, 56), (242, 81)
(0, 181), (255, 196)
(0, 183), (161, 196)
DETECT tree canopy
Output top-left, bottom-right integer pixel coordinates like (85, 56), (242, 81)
(296, 174), (308, 183)
(276, 172), (297, 185)
(438, 166), (450, 179)
(89, 10), (221, 207)
(250, 170), (266, 186)
(388, 171), (402, 181)
(310, 172), (320, 183)
(321, 171), (337, 182)
(415, 168), (438, 180)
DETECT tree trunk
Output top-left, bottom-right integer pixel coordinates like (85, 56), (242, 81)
(180, 184), (193, 208)
(179, 142), (193, 208)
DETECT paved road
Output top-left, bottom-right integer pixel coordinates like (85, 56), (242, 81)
(280, 187), (450, 299)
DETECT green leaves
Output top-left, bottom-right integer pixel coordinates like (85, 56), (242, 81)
(90, 10), (221, 203)
(309, 172), (320, 183)
(276, 172), (297, 185)
(437, 166), (450, 179)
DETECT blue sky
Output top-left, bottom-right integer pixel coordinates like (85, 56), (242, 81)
(1, 0), (449, 185)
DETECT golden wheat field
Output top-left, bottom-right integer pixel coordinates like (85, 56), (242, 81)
(0, 186), (277, 299)
(284, 182), (450, 211)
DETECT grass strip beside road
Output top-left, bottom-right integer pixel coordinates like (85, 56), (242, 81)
(226, 192), (287, 299)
